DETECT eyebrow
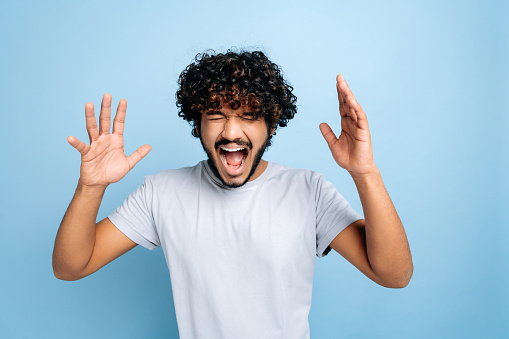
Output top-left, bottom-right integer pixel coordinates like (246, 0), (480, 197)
(205, 111), (256, 117)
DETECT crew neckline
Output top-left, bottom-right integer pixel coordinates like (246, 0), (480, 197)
(203, 160), (273, 190)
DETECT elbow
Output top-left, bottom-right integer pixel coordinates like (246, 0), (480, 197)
(52, 260), (84, 281)
(53, 270), (81, 281)
(374, 262), (413, 289)
(387, 276), (411, 289)
(384, 264), (413, 289)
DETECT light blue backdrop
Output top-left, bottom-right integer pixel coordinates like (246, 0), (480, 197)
(1, 0), (507, 338)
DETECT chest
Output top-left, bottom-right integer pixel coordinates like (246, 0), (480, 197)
(153, 182), (317, 273)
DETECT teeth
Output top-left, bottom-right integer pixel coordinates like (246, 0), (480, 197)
(220, 147), (246, 152)
(220, 147), (247, 168)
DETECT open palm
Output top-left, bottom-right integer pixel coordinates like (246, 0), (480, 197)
(319, 75), (376, 176)
(68, 94), (151, 188)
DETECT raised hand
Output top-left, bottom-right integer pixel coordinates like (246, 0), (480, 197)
(319, 75), (376, 177)
(68, 94), (151, 188)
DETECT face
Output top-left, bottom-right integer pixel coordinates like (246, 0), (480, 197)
(198, 104), (273, 188)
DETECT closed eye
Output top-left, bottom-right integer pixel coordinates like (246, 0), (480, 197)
(205, 111), (260, 121)
(241, 112), (259, 120)
(206, 112), (226, 120)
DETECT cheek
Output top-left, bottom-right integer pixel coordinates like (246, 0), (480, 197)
(247, 124), (270, 144)
(200, 122), (219, 144)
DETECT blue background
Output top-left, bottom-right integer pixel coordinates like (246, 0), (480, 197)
(1, 0), (507, 338)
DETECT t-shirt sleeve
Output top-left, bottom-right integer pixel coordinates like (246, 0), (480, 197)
(108, 176), (160, 250)
(315, 175), (363, 258)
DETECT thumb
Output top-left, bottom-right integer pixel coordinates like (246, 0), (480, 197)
(319, 123), (338, 150)
(67, 135), (90, 155)
(127, 144), (152, 169)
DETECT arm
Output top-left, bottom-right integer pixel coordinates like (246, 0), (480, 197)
(320, 75), (413, 288)
(52, 94), (151, 281)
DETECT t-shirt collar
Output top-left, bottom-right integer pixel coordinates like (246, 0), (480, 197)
(202, 160), (272, 190)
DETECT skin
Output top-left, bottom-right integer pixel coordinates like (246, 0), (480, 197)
(53, 75), (413, 288)
(321, 75), (413, 287)
(53, 96), (143, 280)
(198, 105), (273, 188)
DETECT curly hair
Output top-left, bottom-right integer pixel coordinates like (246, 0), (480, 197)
(176, 49), (297, 139)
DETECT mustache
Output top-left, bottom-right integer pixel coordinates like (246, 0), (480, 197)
(215, 138), (252, 149)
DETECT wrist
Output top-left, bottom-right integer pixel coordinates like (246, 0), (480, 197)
(349, 166), (381, 185)
(76, 179), (107, 197)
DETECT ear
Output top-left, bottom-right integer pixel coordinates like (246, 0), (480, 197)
(194, 119), (199, 136)
(269, 112), (280, 136)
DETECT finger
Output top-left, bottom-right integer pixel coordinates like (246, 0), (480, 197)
(67, 135), (90, 155)
(112, 99), (127, 135)
(342, 100), (369, 131)
(85, 102), (99, 142)
(337, 76), (356, 123)
(337, 74), (358, 103)
(337, 82), (348, 119)
(343, 115), (359, 136)
(349, 106), (358, 123)
(319, 123), (338, 150)
(99, 93), (112, 134)
(341, 104), (369, 136)
(337, 74), (367, 123)
(127, 144), (152, 170)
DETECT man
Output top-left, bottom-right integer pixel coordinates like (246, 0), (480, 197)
(53, 50), (412, 339)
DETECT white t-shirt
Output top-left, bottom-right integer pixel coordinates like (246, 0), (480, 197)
(109, 161), (362, 339)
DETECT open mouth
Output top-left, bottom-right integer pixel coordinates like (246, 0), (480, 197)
(219, 146), (248, 172)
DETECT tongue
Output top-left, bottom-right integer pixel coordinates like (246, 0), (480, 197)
(225, 150), (244, 166)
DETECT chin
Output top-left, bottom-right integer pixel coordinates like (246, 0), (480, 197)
(207, 157), (255, 188)
(201, 138), (270, 188)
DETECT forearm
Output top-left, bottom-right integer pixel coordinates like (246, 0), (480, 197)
(352, 168), (413, 287)
(52, 181), (106, 280)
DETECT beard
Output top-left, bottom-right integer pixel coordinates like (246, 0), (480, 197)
(200, 135), (271, 188)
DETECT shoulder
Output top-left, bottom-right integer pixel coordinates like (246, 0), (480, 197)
(143, 162), (205, 189)
(266, 162), (325, 188)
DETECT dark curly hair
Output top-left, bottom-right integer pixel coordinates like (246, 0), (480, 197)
(176, 49), (297, 140)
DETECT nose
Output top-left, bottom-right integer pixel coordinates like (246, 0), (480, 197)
(221, 116), (244, 141)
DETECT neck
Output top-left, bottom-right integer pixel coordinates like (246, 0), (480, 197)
(248, 159), (268, 182)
